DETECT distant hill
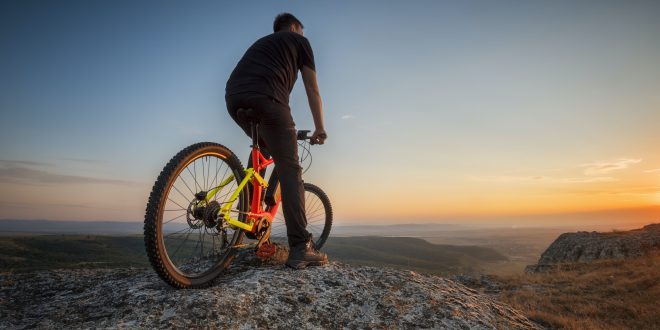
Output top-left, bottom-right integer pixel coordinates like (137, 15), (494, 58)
(0, 235), (506, 274)
(0, 219), (144, 235)
(331, 223), (469, 236)
(0, 219), (473, 236)
(324, 236), (507, 274)
(0, 235), (148, 270)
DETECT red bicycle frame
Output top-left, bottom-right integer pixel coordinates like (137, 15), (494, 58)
(246, 145), (280, 232)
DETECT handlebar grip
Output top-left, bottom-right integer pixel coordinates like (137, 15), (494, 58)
(297, 130), (326, 145)
(297, 130), (311, 140)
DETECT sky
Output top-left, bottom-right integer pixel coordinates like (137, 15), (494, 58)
(1, 0), (659, 227)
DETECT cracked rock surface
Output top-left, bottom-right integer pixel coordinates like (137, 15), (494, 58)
(1, 255), (540, 329)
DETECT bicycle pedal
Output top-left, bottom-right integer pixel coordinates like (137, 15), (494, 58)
(255, 242), (278, 259)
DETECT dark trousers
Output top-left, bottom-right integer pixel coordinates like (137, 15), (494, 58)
(226, 92), (311, 247)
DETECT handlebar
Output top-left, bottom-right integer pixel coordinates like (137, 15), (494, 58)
(296, 130), (311, 141)
(296, 130), (326, 145)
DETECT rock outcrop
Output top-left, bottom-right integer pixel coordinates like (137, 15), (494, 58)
(526, 223), (660, 273)
(1, 254), (540, 329)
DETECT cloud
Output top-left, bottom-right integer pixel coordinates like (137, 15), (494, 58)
(470, 175), (546, 183)
(580, 158), (641, 176)
(341, 114), (355, 120)
(0, 165), (134, 186)
(0, 201), (98, 209)
(644, 168), (660, 173)
(0, 160), (50, 167)
(557, 177), (619, 183)
(59, 158), (107, 165)
(473, 158), (640, 185)
(607, 188), (660, 196)
(470, 175), (618, 184)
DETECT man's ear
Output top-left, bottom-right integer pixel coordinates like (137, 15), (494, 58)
(289, 24), (297, 32)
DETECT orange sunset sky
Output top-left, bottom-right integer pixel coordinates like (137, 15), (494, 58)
(1, 1), (659, 228)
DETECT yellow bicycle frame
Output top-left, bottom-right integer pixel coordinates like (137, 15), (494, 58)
(200, 168), (268, 232)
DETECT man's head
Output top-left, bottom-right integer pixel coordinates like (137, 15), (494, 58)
(273, 13), (304, 35)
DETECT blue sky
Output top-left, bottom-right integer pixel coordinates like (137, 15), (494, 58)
(1, 1), (659, 225)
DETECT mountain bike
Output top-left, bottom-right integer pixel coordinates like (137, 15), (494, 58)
(144, 108), (332, 288)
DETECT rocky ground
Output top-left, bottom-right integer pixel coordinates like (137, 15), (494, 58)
(526, 223), (660, 273)
(1, 248), (541, 329)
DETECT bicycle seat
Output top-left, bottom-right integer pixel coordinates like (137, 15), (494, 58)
(236, 108), (258, 124)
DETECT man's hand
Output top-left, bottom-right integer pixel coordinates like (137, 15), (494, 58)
(311, 128), (327, 145)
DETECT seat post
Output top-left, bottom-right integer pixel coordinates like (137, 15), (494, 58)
(250, 121), (259, 148)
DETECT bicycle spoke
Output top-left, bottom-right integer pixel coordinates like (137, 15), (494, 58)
(214, 181), (237, 203)
(212, 166), (231, 202)
(308, 224), (322, 232)
(167, 197), (188, 212)
(212, 233), (216, 254)
(269, 188), (327, 247)
(304, 194), (316, 213)
(306, 203), (323, 217)
(306, 196), (321, 215)
(211, 157), (218, 188)
(206, 156), (212, 190)
(163, 212), (187, 225)
(198, 227), (204, 260)
(188, 228), (203, 266)
(308, 210), (324, 218)
(164, 227), (191, 238)
(186, 166), (200, 193)
(170, 228), (194, 261)
(170, 185), (192, 203)
(164, 208), (187, 212)
(176, 175), (196, 197)
(193, 159), (199, 192)
(211, 159), (227, 189)
(201, 157), (207, 191)
(222, 230), (229, 249)
(307, 216), (325, 223)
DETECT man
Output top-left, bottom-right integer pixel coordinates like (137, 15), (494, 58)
(225, 13), (328, 269)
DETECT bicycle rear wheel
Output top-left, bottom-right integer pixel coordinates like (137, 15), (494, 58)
(144, 142), (248, 288)
(270, 183), (332, 249)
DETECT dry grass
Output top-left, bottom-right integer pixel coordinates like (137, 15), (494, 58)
(495, 252), (660, 329)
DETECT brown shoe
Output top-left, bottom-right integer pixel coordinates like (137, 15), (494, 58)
(286, 240), (328, 269)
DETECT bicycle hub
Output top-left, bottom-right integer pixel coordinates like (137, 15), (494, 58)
(191, 201), (221, 228)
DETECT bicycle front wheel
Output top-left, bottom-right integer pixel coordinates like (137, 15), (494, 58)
(144, 142), (248, 288)
(270, 183), (332, 249)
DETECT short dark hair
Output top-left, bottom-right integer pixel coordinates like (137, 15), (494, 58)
(273, 13), (303, 32)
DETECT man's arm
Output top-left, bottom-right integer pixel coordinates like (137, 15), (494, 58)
(301, 65), (326, 145)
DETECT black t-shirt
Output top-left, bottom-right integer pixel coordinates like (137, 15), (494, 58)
(226, 31), (315, 105)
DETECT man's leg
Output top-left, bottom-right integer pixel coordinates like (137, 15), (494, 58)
(227, 93), (325, 268)
(256, 99), (311, 247)
(258, 107), (328, 268)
